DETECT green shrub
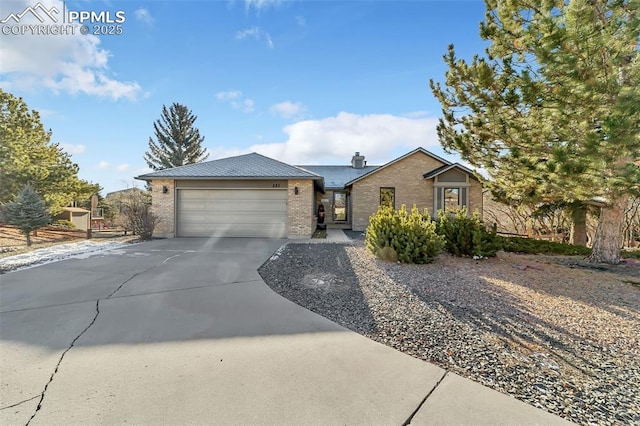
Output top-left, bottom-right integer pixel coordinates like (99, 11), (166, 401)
(312, 229), (327, 239)
(366, 205), (444, 264)
(52, 219), (76, 229)
(621, 249), (640, 260)
(436, 208), (501, 258)
(500, 236), (591, 255)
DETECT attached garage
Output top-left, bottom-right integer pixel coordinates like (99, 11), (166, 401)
(136, 152), (324, 239)
(177, 188), (287, 238)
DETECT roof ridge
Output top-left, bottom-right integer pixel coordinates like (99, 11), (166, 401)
(135, 151), (322, 180)
(251, 152), (322, 177)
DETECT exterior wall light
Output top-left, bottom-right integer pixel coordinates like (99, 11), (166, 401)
(162, 185), (169, 194)
(294, 186), (299, 195)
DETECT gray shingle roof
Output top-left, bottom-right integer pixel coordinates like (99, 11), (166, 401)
(297, 165), (380, 189)
(136, 153), (322, 180)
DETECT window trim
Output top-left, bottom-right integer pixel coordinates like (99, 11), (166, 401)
(379, 187), (396, 209)
(434, 186), (468, 214)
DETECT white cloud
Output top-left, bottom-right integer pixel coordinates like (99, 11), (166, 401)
(134, 166), (153, 175)
(230, 99), (255, 112)
(116, 163), (130, 172)
(270, 101), (306, 119)
(235, 26), (274, 48)
(0, 0), (142, 100)
(404, 110), (430, 118)
(244, 0), (282, 12)
(240, 99), (255, 112)
(217, 90), (254, 113)
(216, 90), (242, 101)
(235, 27), (260, 40)
(60, 143), (85, 155)
(212, 112), (440, 165)
(97, 161), (110, 169)
(36, 108), (57, 118)
(134, 8), (154, 26)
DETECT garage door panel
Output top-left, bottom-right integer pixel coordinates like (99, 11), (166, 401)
(181, 212), (286, 225)
(180, 202), (284, 212)
(177, 189), (288, 238)
(178, 222), (286, 238)
(180, 190), (286, 201)
(183, 200), (285, 213)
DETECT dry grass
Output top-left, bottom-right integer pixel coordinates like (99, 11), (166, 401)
(0, 225), (84, 257)
(0, 225), (133, 259)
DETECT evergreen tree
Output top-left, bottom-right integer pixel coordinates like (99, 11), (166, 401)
(144, 103), (209, 171)
(430, 0), (639, 264)
(0, 89), (100, 215)
(1, 185), (51, 246)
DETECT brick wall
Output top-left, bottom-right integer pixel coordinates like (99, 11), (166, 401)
(150, 179), (175, 238)
(351, 152), (444, 231)
(469, 178), (483, 217)
(287, 179), (314, 238)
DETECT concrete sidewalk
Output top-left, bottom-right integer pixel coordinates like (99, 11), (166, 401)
(294, 228), (353, 244)
(0, 238), (571, 425)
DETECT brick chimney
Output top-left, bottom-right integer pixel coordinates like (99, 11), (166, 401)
(351, 152), (365, 169)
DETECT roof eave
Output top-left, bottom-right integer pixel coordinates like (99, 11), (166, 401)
(135, 175), (321, 181)
(422, 163), (480, 181)
(344, 147), (451, 186)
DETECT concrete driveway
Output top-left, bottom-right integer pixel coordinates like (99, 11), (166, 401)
(0, 238), (569, 425)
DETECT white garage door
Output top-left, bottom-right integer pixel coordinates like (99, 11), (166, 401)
(177, 189), (287, 238)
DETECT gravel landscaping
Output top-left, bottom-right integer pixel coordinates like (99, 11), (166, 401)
(259, 238), (640, 426)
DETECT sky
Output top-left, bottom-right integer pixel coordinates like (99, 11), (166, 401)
(0, 0), (489, 195)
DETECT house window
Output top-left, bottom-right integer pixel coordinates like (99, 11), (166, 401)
(380, 187), (395, 209)
(435, 187), (468, 214)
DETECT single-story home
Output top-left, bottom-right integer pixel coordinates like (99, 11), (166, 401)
(135, 147), (483, 239)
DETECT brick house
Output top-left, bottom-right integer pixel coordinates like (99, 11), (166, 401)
(136, 147), (482, 238)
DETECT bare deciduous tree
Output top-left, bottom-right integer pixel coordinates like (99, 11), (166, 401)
(116, 187), (159, 240)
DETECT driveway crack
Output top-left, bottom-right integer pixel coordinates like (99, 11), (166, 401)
(0, 395), (40, 411)
(24, 252), (185, 425)
(25, 300), (100, 426)
(106, 253), (185, 299)
(402, 370), (448, 426)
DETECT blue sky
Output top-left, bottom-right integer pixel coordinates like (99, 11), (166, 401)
(0, 0), (488, 195)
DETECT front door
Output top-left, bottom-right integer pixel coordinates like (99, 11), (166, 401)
(333, 191), (348, 222)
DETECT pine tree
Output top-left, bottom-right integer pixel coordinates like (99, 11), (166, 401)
(0, 89), (100, 215)
(430, 0), (639, 264)
(1, 185), (51, 246)
(144, 103), (209, 171)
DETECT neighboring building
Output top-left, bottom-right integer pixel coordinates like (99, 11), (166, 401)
(54, 207), (90, 230)
(135, 147), (483, 239)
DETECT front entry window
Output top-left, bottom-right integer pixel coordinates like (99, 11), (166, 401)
(333, 192), (347, 221)
(444, 188), (459, 213)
